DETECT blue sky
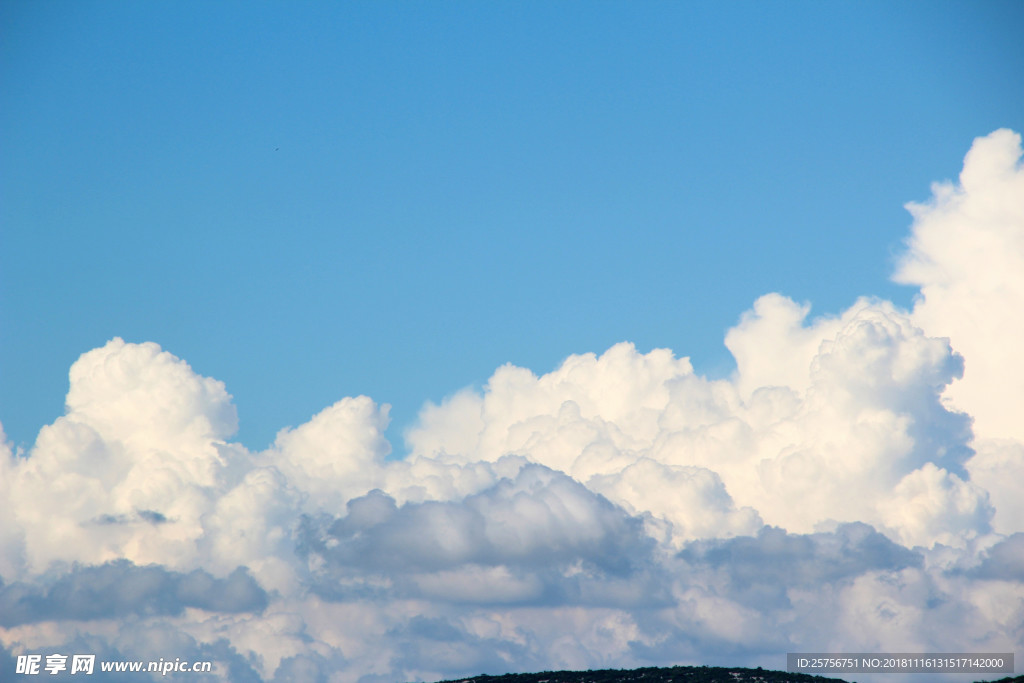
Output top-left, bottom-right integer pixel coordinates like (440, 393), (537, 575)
(2, 6), (1024, 682)
(4, 1), (1022, 452)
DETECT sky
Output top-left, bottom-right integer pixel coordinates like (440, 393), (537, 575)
(1, 2), (1023, 682)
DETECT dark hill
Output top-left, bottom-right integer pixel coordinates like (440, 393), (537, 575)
(429, 665), (1024, 683)
(429, 665), (849, 683)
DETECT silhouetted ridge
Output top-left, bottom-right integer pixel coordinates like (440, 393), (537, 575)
(429, 666), (1024, 683)
(429, 665), (849, 683)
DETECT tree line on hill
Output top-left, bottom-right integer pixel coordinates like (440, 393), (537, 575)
(428, 665), (1024, 683)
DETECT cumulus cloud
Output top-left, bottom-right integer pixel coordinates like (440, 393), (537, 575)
(677, 523), (923, 611)
(407, 299), (984, 548)
(895, 128), (1024, 443)
(1, 339), (245, 576)
(1, 129), (1022, 682)
(296, 464), (663, 614)
(891, 128), (1024, 535)
(0, 561), (266, 627)
(307, 465), (652, 576)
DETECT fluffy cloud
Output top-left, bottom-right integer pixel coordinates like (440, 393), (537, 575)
(408, 298), (983, 548)
(1, 339), (243, 576)
(895, 128), (1024, 443)
(1, 129), (1022, 682)
(306, 465), (652, 576)
(891, 128), (1024, 536)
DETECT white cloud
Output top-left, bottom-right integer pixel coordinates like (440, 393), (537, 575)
(587, 458), (762, 548)
(895, 129), (1024, 443)
(891, 128), (1024, 536)
(1, 129), (1023, 682)
(966, 438), (1024, 536)
(407, 298), (983, 548)
(1, 339), (244, 575)
(261, 396), (391, 512)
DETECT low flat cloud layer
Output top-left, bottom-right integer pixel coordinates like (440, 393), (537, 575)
(2, 130), (1022, 682)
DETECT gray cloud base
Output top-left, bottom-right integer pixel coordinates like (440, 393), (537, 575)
(0, 561), (267, 627)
